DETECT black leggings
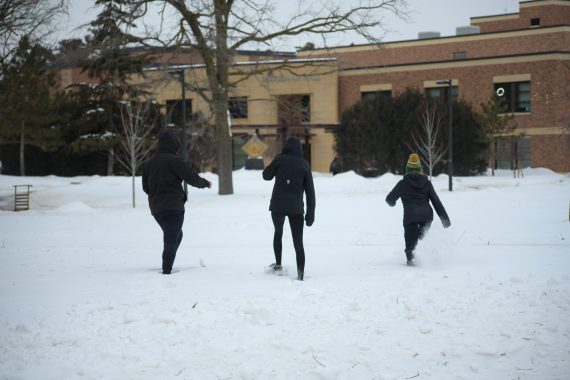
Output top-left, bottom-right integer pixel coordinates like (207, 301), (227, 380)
(271, 212), (305, 274)
(153, 211), (185, 272)
(404, 222), (431, 261)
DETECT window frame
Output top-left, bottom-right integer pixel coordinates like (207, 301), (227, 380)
(494, 81), (531, 113)
(361, 90), (392, 102)
(228, 96), (248, 119)
(424, 86), (458, 102)
(165, 99), (192, 126)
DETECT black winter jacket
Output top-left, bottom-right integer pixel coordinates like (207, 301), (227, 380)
(142, 131), (210, 215)
(386, 173), (450, 227)
(263, 137), (316, 223)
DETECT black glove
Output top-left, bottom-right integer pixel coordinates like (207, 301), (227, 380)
(305, 214), (314, 227)
(442, 218), (451, 228)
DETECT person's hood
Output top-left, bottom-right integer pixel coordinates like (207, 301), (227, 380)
(404, 172), (428, 189)
(157, 130), (180, 154)
(281, 137), (303, 157)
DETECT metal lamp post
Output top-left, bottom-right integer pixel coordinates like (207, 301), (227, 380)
(436, 79), (453, 192)
(168, 68), (189, 194)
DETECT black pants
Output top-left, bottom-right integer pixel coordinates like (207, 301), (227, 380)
(404, 222), (431, 261)
(271, 212), (305, 274)
(153, 211), (185, 273)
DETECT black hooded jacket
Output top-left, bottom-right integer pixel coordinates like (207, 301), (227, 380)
(142, 131), (210, 215)
(262, 137), (316, 222)
(386, 172), (450, 226)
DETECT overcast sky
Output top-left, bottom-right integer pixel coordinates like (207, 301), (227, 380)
(56, 0), (521, 50)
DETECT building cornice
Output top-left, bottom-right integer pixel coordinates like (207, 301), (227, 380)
(339, 51), (570, 76)
(520, 0), (570, 8)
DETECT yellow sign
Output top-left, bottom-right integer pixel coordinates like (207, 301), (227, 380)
(241, 135), (268, 158)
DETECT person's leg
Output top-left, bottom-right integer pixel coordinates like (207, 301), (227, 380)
(418, 222), (431, 241)
(154, 211), (185, 274)
(288, 214), (305, 279)
(271, 212), (286, 266)
(404, 223), (421, 262)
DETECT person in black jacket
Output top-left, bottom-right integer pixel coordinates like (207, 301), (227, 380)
(386, 153), (451, 266)
(262, 137), (316, 281)
(142, 130), (211, 274)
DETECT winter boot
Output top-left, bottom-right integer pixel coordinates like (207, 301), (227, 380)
(406, 260), (415, 267)
(405, 249), (415, 262)
(269, 263), (283, 272)
(297, 272), (304, 281)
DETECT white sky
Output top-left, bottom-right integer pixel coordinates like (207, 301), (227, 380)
(56, 0), (521, 50)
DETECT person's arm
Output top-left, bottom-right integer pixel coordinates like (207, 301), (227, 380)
(262, 155), (280, 181)
(173, 160), (211, 189)
(304, 166), (316, 226)
(385, 181), (402, 207)
(428, 183), (451, 227)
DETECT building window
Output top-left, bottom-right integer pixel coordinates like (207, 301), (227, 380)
(361, 90), (392, 101)
(453, 51), (467, 60)
(165, 99), (192, 126)
(301, 95), (311, 123)
(229, 96), (248, 119)
(530, 18), (540, 27)
(494, 81), (531, 113)
(425, 86), (458, 102)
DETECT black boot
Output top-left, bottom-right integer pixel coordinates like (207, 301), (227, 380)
(405, 249), (415, 266)
(297, 272), (304, 281)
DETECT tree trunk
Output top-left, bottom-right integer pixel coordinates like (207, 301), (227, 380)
(213, 99), (233, 195)
(131, 142), (136, 208)
(212, 6), (233, 196)
(19, 122), (25, 176)
(107, 147), (114, 176)
(490, 139), (496, 176)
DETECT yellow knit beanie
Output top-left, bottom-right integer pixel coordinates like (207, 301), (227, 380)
(406, 153), (421, 172)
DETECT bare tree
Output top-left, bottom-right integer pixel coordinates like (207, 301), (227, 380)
(409, 100), (446, 179)
(116, 98), (159, 208)
(125, 0), (407, 194)
(0, 0), (67, 62)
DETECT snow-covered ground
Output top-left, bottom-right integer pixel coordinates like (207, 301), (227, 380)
(0, 169), (569, 380)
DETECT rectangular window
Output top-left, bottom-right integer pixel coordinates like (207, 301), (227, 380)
(530, 18), (540, 27)
(425, 86), (458, 102)
(165, 99), (192, 126)
(494, 81), (531, 113)
(301, 95), (311, 123)
(453, 51), (467, 60)
(229, 96), (248, 119)
(361, 90), (392, 101)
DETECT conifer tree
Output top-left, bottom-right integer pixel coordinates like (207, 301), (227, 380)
(80, 0), (151, 175)
(0, 36), (60, 175)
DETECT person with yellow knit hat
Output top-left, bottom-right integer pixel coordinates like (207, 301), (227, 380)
(386, 153), (451, 266)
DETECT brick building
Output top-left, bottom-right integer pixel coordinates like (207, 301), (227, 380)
(51, 0), (570, 174)
(298, 0), (570, 172)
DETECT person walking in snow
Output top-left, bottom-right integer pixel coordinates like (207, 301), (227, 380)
(142, 130), (211, 274)
(263, 137), (316, 281)
(386, 153), (451, 266)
